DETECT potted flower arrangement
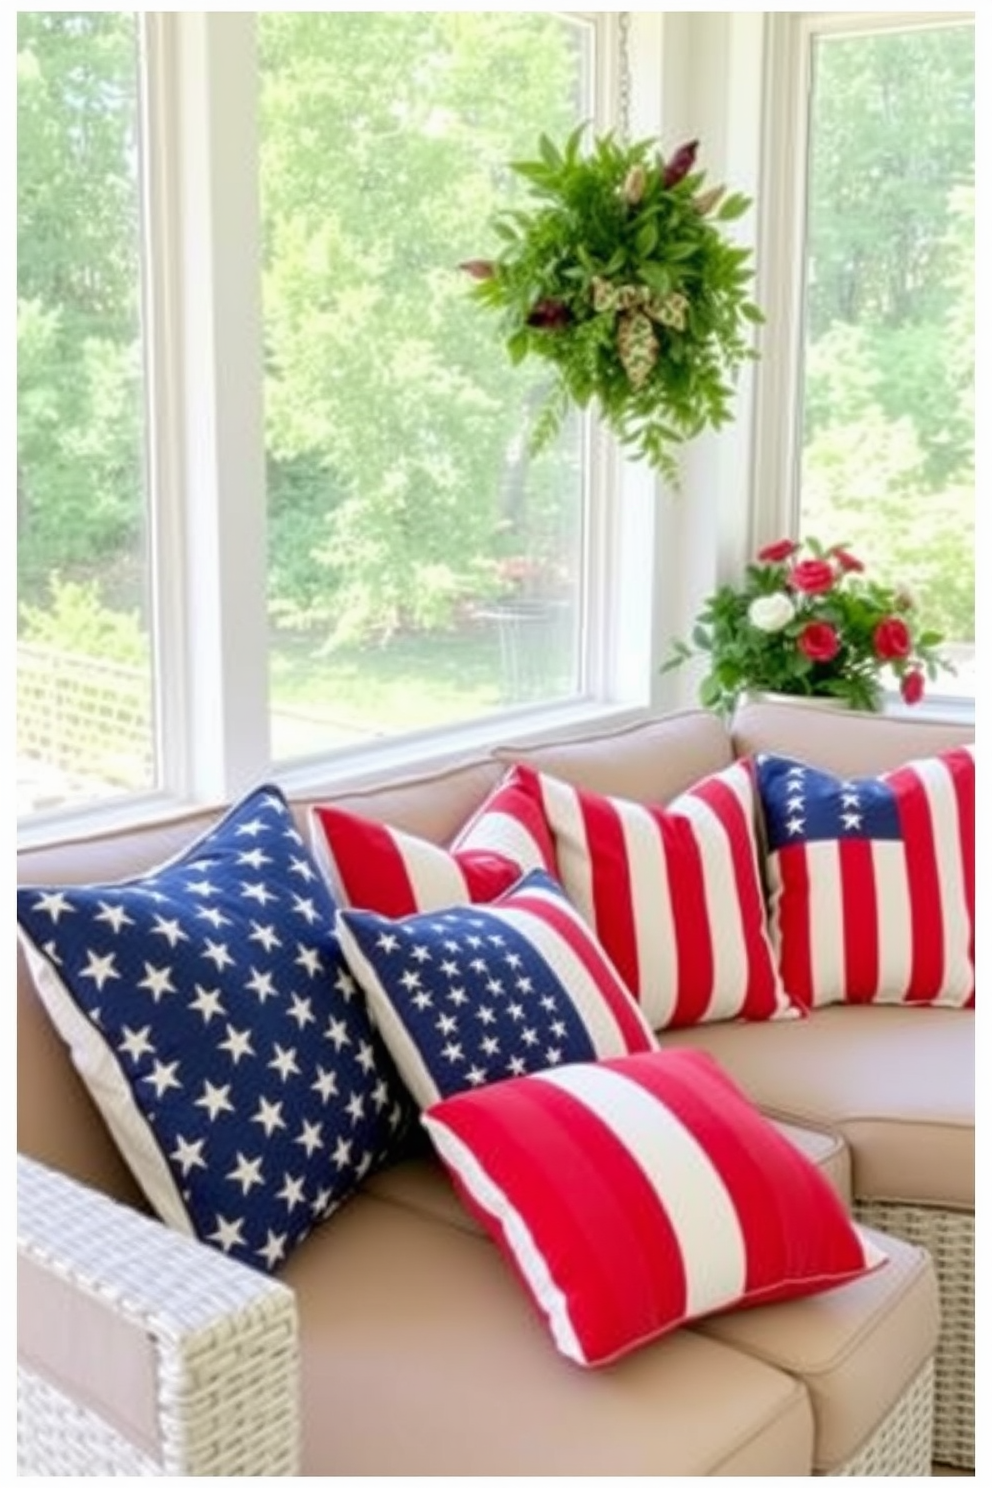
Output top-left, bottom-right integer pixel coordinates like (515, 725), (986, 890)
(461, 127), (762, 480)
(662, 537), (953, 716)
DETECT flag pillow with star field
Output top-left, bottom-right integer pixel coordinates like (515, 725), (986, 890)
(16, 783), (411, 1274)
(755, 748), (974, 1009)
(334, 867), (659, 1111)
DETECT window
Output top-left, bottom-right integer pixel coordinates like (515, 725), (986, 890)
(258, 12), (594, 762)
(16, 12), (155, 814)
(796, 15), (975, 701)
(16, 11), (604, 828)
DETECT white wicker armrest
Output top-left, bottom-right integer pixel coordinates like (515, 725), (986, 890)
(17, 1154), (301, 1476)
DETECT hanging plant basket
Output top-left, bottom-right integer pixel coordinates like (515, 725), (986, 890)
(461, 126), (763, 480)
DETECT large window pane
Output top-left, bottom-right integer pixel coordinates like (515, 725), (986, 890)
(17, 12), (154, 812)
(798, 20), (974, 698)
(259, 12), (592, 761)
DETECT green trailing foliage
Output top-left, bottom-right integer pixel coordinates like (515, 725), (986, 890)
(462, 126), (763, 480)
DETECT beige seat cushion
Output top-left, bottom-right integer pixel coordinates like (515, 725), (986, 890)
(283, 1190), (813, 1476)
(662, 1005), (974, 1209)
(695, 1227), (939, 1472)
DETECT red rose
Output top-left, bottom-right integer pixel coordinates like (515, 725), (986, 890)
(873, 616), (912, 661)
(798, 622), (840, 662)
(789, 559), (836, 595)
(831, 546), (865, 573)
(900, 669), (925, 705)
(757, 539), (799, 564)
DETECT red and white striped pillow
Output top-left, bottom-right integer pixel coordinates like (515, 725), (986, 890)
(423, 1047), (884, 1367)
(477, 761), (797, 1030)
(309, 770), (555, 917)
(756, 747), (975, 1009)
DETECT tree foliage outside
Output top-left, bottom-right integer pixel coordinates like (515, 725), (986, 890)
(17, 13), (975, 773)
(799, 23), (974, 649)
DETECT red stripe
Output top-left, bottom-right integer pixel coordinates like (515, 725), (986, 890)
(774, 847), (814, 1007)
(658, 809), (714, 1026)
(430, 1075), (688, 1363)
(618, 1050), (870, 1292)
(946, 748), (975, 1002)
(560, 785), (642, 998)
(888, 764), (943, 1002)
(455, 853), (526, 903)
(312, 807), (417, 916)
(691, 764), (782, 1017)
(837, 838), (880, 1002)
(507, 889), (655, 1051)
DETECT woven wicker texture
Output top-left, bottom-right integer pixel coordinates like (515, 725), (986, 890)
(827, 1359), (935, 1477)
(855, 1199), (974, 1471)
(18, 1154), (301, 1475)
(18, 1367), (165, 1476)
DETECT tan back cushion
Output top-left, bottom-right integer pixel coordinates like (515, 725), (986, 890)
(496, 709), (734, 802)
(731, 699), (974, 774)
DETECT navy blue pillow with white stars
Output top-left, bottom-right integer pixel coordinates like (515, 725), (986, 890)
(16, 784), (411, 1274)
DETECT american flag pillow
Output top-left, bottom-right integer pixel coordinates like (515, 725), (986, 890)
(17, 784), (410, 1274)
(756, 748), (975, 1009)
(309, 768), (555, 917)
(335, 868), (658, 1110)
(423, 1047), (885, 1368)
(500, 761), (797, 1031)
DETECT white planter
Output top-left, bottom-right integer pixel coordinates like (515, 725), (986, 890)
(741, 690), (854, 712)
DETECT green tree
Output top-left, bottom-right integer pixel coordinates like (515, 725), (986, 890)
(259, 11), (584, 643)
(801, 21), (974, 647)
(17, 12), (144, 601)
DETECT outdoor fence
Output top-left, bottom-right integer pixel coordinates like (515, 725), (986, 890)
(17, 644), (153, 791)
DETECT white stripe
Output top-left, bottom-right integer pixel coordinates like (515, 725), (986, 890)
(537, 775), (598, 929)
(307, 805), (348, 902)
(671, 786), (750, 1019)
(804, 841), (847, 1006)
(614, 797), (680, 1026)
(395, 831), (472, 909)
(458, 809), (547, 874)
(496, 892), (651, 1054)
(421, 1113), (585, 1363)
(334, 913), (441, 1109)
(537, 1063), (748, 1317)
(871, 840), (913, 999)
(915, 756), (972, 999)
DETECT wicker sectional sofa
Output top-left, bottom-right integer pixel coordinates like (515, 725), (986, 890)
(17, 699), (974, 1475)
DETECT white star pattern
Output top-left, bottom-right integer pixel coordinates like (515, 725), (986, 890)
(16, 785), (410, 1276)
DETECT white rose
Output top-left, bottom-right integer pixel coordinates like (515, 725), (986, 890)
(748, 593), (795, 633)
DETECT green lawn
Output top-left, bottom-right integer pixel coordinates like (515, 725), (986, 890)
(268, 616), (574, 759)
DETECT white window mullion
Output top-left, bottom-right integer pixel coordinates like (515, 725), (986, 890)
(156, 11), (270, 803)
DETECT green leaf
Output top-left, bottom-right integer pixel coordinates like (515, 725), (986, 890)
(716, 192), (752, 222)
(635, 220), (659, 256)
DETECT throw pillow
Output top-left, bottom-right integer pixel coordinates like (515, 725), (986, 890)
(17, 784), (410, 1274)
(335, 868), (658, 1109)
(422, 1046), (886, 1368)
(496, 761), (797, 1031)
(755, 748), (975, 1008)
(309, 767), (556, 917)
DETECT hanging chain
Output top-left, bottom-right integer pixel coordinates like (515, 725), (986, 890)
(617, 11), (632, 142)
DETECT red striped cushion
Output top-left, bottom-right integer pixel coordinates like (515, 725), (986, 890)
(756, 748), (975, 1008)
(423, 1047), (884, 1367)
(482, 761), (796, 1030)
(309, 771), (555, 916)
